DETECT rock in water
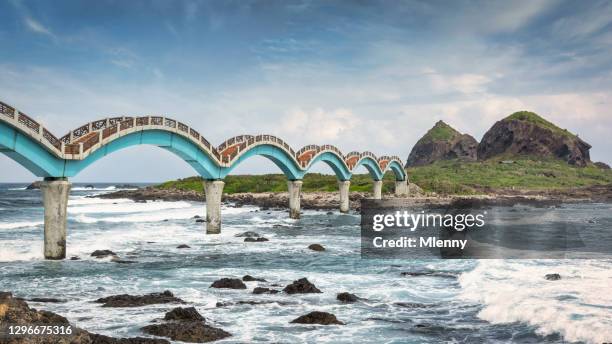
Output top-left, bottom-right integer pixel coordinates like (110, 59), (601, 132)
(253, 287), (280, 295)
(405, 120), (478, 167)
(477, 111), (591, 166)
(0, 292), (169, 343)
(28, 297), (66, 303)
(308, 244), (325, 252)
(210, 278), (247, 289)
(164, 307), (205, 322)
(283, 278), (322, 294)
(234, 231), (260, 238)
(142, 322), (231, 343)
(290, 311), (344, 325)
(336, 292), (358, 303)
(244, 237), (269, 242)
(545, 273), (561, 281)
(25, 181), (41, 190)
(176, 244), (190, 249)
(95, 290), (184, 307)
(91, 249), (117, 258)
(242, 275), (266, 282)
(90, 334), (170, 343)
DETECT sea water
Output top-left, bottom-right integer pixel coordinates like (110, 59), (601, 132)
(0, 183), (610, 343)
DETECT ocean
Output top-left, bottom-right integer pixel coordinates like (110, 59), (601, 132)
(0, 183), (610, 343)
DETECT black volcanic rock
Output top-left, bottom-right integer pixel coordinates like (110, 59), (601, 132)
(142, 322), (230, 342)
(95, 291), (184, 307)
(290, 311), (344, 325)
(163, 307), (204, 322)
(477, 111), (591, 167)
(405, 121), (478, 167)
(25, 181), (42, 190)
(243, 275), (266, 282)
(283, 278), (322, 294)
(210, 278), (247, 289)
(253, 287), (280, 294)
(91, 250), (117, 258)
(28, 297), (66, 303)
(244, 237), (269, 242)
(336, 292), (358, 303)
(308, 244), (325, 252)
(0, 292), (169, 343)
(545, 273), (561, 281)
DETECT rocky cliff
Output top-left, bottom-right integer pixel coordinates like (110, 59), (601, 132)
(405, 121), (478, 167)
(477, 111), (591, 166)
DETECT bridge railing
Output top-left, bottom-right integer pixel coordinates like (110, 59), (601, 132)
(0, 101), (66, 154)
(0, 100), (406, 170)
(17, 112), (40, 134)
(82, 132), (100, 152)
(218, 134), (296, 165)
(65, 115), (222, 161)
(102, 125), (118, 140)
(0, 101), (15, 119)
(42, 128), (62, 151)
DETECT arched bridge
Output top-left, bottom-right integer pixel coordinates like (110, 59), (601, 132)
(0, 100), (411, 260)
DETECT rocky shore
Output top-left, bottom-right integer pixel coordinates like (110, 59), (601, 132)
(1, 266), (564, 343)
(94, 183), (612, 210)
(0, 274), (351, 343)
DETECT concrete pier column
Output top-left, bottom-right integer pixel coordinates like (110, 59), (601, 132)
(373, 180), (383, 200)
(395, 179), (409, 197)
(204, 180), (225, 234)
(287, 180), (303, 219)
(40, 178), (71, 260)
(338, 180), (350, 213)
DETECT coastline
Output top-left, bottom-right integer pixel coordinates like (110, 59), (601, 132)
(94, 184), (612, 209)
(2, 184), (611, 343)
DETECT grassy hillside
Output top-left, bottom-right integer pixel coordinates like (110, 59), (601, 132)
(407, 157), (612, 194)
(155, 157), (611, 196)
(505, 111), (576, 139)
(416, 120), (458, 144)
(157, 173), (398, 194)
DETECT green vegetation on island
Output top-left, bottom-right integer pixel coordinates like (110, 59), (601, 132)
(407, 157), (612, 194)
(504, 111), (576, 139)
(155, 157), (612, 196)
(415, 120), (459, 144)
(156, 111), (610, 196)
(156, 173), (399, 194)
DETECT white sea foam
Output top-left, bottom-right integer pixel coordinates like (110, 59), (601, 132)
(459, 260), (612, 344)
(68, 197), (132, 206)
(71, 186), (123, 191)
(68, 200), (193, 214)
(0, 241), (42, 261)
(0, 221), (43, 230)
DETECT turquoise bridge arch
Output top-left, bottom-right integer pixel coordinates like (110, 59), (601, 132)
(0, 100), (412, 260)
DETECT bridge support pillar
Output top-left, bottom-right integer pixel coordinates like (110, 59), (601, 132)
(40, 178), (71, 260)
(287, 180), (302, 219)
(338, 181), (350, 213)
(373, 180), (383, 199)
(395, 179), (409, 197)
(204, 180), (224, 234)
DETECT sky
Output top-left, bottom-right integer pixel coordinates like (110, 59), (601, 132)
(0, 0), (611, 182)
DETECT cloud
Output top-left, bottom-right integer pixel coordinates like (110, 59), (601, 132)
(2, 1), (612, 182)
(23, 17), (56, 39)
(551, 1), (612, 40)
(280, 108), (358, 142)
